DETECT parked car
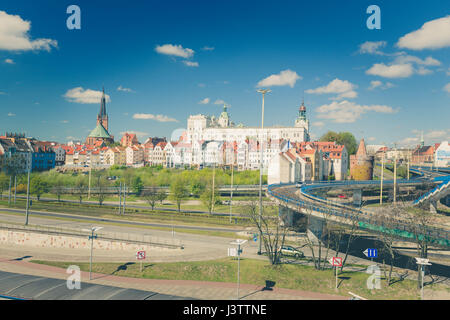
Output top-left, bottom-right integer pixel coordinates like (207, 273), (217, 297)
(222, 200), (231, 205)
(280, 246), (304, 259)
(337, 194), (348, 199)
(295, 182), (303, 188)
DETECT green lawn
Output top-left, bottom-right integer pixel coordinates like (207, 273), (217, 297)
(31, 258), (431, 299)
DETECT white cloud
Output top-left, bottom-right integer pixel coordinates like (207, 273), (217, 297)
(368, 80), (382, 90)
(132, 113), (178, 122)
(359, 41), (387, 55)
(368, 80), (395, 90)
(64, 87), (111, 104)
(183, 60), (199, 67)
(0, 11), (58, 51)
(7, 112), (15, 116)
(444, 83), (450, 93)
(117, 85), (135, 93)
(120, 131), (148, 138)
(366, 63), (414, 78)
(393, 54), (441, 66)
(257, 69), (301, 88)
(368, 137), (376, 142)
(201, 46), (214, 51)
(425, 130), (447, 139)
(398, 137), (419, 146)
(315, 100), (397, 123)
(4, 58), (14, 64)
(198, 98), (210, 104)
(155, 44), (194, 58)
(60, 120), (69, 124)
(447, 68), (450, 76)
(0, 91), (6, 95)
(416, 67), (433, 75)
(312, 121), (325, 128)
(66, 136), (79, 141)
(198, 83), (206, 87)
(214, 99), (226, 105)
(397, 15), (450, 50)
(306, 78), (358, 100)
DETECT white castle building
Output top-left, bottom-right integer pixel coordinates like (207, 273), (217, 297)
(185, 102), (310, 144)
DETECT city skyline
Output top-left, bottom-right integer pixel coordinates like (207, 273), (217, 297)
(0, 0), (449, 147)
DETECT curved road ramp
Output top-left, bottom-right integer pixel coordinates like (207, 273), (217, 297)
(0, 271), (194, 300)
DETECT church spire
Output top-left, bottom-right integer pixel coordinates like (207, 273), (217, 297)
(99, 87), (107, 118)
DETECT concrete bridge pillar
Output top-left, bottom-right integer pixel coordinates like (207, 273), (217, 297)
(306, 215), (326, 245)
(352, 188), (362, 206)
(279, 206), (294, 227)
(430, 199), (438, 213)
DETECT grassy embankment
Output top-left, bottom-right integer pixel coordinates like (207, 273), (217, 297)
(31, 257), (439, 300)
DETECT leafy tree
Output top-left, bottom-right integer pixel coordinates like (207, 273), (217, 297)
(31, 175), (50, 201)
(200, 183), (220, 214)
(169, 177), (189, 212)
(320, 131), (357, 155)
(0, 173), (8, 200)
(94, 173), (108, 205)
(73, 176), (87, 204)
(131, 176), (144, 194)
(190, 180), (206, 198)
(52, 176), (66, 202)
(157, 189), (167, 204)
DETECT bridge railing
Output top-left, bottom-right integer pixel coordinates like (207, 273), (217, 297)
(267, 182), (450, 245)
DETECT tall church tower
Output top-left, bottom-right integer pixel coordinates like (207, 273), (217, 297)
(295, 100), (309, 131)
(97, 87), (108, 131)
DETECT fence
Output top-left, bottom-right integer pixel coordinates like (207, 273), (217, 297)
(0, 223), (184, 249)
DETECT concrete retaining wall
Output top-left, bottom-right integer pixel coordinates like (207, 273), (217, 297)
(0, 229), (176, 253)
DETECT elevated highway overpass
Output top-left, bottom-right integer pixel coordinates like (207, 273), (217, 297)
(267, 166), (450, 248)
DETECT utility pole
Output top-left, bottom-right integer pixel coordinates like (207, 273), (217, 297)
(84, 226), (103, 280)
(118, 181), (122, 214)
(14, 176), (16, 204)
(8, 175), (11, 206)
(393, 153), (397, 205)
(123, 183), (127, 215)
(230, 152), (234, 224)
(257, 88), (271, 254)
(380, 151), (384, 205)
(88, 166), (91, 199)
(25, 152), (31, 225)
(211, 151), (216, 213)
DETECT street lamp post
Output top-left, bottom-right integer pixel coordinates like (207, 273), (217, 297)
(230, 239), (247, 300)
(380, 151), (384, 205)
(25, 152), (31, 226)
(229, 152), (234, 224)
(256, 89), (271, 254)
(83, 226), (103, 280)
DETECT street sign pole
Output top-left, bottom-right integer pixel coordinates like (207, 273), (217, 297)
(335, 266), (338, 291)
(415, 257), (432, 300)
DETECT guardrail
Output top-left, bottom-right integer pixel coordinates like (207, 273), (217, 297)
(0, 223), (184, 249)
(267, 176), (450, 247)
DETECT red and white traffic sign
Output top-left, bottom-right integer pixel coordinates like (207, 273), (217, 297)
(328, 257), (343, 267)
(136, 250), (146, 260)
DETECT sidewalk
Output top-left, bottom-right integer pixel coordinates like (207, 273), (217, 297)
(0, 257), (347, 300)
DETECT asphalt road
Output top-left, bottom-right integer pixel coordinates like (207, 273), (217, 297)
(0, 206), (245, 233)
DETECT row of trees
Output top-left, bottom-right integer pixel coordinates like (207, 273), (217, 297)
(249, 197), (437, 290)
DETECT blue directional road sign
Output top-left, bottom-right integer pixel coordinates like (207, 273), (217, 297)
(253, 234), (258, 242)
(363, 248), (378, 258)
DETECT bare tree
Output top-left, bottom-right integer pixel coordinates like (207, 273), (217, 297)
(246, 200), (287, 265)
(142, 186), (159, 210)
(404, 203), (437, 289)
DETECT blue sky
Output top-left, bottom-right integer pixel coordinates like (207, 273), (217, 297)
(0, 0), (449, 147)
